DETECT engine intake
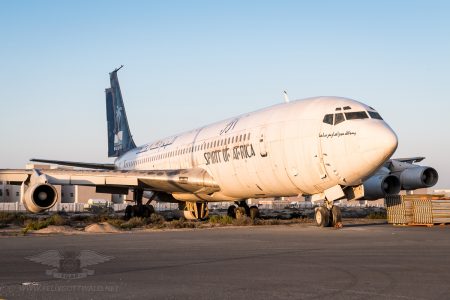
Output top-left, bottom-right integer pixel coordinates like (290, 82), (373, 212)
(363, 174), (401, 200)
(23, 184), (58, 213)
(399, 166), (438, 190)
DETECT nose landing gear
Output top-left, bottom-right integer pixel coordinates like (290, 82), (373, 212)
(315, 201), (342, 228)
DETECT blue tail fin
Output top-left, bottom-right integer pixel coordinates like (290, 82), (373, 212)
(106, 66), (136, 157)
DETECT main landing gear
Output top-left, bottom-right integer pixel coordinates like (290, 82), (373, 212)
(315, 201), (342, 228)
(124, 189), (155, 219)
(227, 200), (260, 220)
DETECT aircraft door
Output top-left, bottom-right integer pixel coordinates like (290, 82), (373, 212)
(318, 114), (335, 181)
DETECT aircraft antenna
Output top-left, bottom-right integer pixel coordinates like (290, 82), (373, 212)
(283, 90), (290, 103)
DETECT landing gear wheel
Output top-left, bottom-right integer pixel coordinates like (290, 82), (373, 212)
(315, 206), (330, 227)
(227, 205), (236, 218)
(142, 205), (155, 218)
(249, 206), (260, 220)
(235, 207), (247, 219)
(133, 205), (143, 217)
(331, 206), (343, 228)
(124, 205), (133, 220)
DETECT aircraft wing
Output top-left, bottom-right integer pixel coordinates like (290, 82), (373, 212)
(389, 157), (425, 164)
(30, 158), (116, 170)
(0, 168), (220, 195)
(383, 157), (425, 169)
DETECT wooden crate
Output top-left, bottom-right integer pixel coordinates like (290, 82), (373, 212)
(385, 195), (413, 224)
(385, 195), (450, 225)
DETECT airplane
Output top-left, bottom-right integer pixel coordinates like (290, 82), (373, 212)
(0, 66), (438, 227)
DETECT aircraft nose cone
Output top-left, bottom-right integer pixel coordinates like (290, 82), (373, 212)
(388, 130), (398, 154)
(361, 124), (398, 167)
(377, 126), (398, 157)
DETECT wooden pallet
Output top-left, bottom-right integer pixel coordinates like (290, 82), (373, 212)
(402, 223), (450, 227)
(385, 195), (450, 226)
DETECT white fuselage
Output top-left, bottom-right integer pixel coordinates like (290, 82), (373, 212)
(116, 97), (398, 201)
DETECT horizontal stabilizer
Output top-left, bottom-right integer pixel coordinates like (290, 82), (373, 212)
(30, 158), (116, 170)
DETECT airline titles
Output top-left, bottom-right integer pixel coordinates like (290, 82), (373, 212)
(204, 143), (256, 165)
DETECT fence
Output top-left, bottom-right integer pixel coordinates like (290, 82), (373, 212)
(0, 202), (180, 213)
(0, 200), (384, 213)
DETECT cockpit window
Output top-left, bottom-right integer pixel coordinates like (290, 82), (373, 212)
(345, 111), (369, 120)
(343, 106), (351, 110)
(323, 114), (333, 125)
(368, 111), (383, 120)
(334, 113), (345, 125)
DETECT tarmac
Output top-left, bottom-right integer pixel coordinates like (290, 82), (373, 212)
(0, 221), (449, 299)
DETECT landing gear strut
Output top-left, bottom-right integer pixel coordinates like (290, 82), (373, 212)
(227, 201), (260, 220)
(124, 188), (155, 219)
(315, 201), (342, 228)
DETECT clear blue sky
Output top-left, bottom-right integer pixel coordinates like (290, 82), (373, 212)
(0, 0), (449, 188)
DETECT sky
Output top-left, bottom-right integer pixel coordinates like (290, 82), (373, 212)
(0, 0), (449, 188)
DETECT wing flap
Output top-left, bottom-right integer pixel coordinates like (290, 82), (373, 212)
(70, 175), (106, 185)
(105, 176), (139, 186)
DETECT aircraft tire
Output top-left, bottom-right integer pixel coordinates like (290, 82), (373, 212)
(315, 206), (329, 227)
(142, 205), (155, 218)
(235, 207), (247, 219)
(227, 205), (236, 218)
(249, 206), (260, 219)
(124, 205), (133, 220)
(331, 206), (343, 228)
(147, 204), (155, 215)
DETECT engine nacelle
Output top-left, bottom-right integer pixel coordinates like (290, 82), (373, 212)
(23, 184), (58, 213)
(363, 174), (401, 200)
(398, 166), (438, 190)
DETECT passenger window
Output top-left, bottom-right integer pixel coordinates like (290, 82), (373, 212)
(368, 111), (383, 120)
(334, 113), (345, 125)
(345, 111), (369, 120)
(323, 114), (333, 125)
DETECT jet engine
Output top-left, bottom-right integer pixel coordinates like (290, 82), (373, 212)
(363, 174), (401, 200)
(397, 166), (438, 190)
(23, 183), (58, 213)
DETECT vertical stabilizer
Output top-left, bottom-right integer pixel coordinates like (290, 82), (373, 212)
(106, 66), (136, 157)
